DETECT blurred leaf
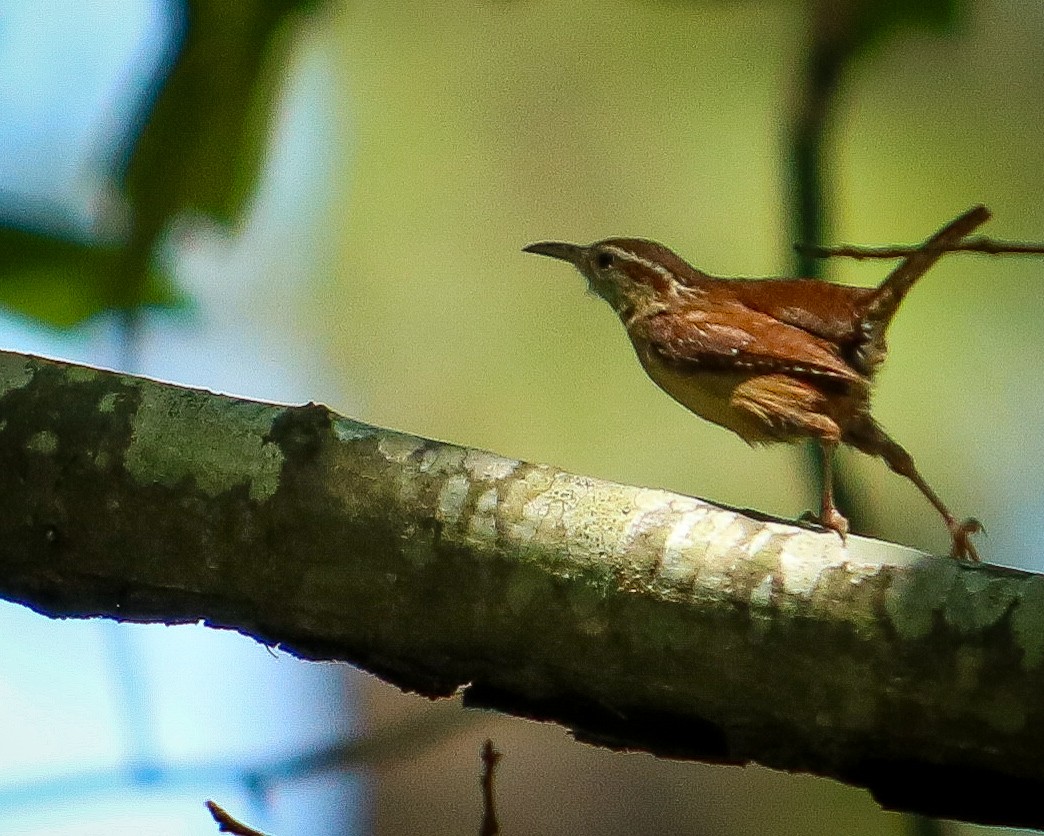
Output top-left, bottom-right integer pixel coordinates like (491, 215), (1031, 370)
(0, 0), (320, 326)
(0, 225), (183, 328)
(818, 0), (964, 58)
(118, 0), (322, 312)
(124, 0), (320, 228)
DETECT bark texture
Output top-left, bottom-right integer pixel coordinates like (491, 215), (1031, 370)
(0, 349), (1041, 829)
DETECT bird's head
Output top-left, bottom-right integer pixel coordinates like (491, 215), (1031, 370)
(523, 238), (701, 316)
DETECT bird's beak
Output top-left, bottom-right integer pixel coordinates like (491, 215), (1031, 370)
(522, 241), (586, 265)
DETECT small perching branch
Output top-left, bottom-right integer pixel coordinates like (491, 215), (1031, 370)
(206, 800), (270, 836)
(2, 350), (1044, 830)
(796, 234), (1044, 260)
(479, 740), (502, 836)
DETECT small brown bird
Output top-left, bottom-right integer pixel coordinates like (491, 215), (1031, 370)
(524, 206), (988, 560)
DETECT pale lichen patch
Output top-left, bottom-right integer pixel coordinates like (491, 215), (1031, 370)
(661, 507), (765, 602)
(501, 467), (555, 542)
(463, 449), (518, 481)
(375, 434), (427, 503)
(777, 533), (845, 599)
(747, 573), (776, 635)
(420, 444), (466, 475)
(745, 528), (774, 557)
(750, 573), (774, 609)
(27, 430), (58, 455)
(619, 509), (657, 546)
(467, 487), (499, 541)
(659, 509), (711, 585)
(777, 553), (819, 601)
(620, 492), (675, 549)
(125, 386), (284, 502)
(437, 474), (470, 525)
(513, 473), (572, 540)
(377, 433), (425, 463)
(553, 477), (639, 562)
(98, 392), (120, 413)
(0, 354), (33, 398)
(690, 508), (739, 548)
(334, 417), (379, 443)
(845, 563), (884, 585)
(1011, 576), (1044, 670)
(633, 487), (672, 511)
(508, 473), (645, 576)
(703, 514), (748, 559)
(693, 513), (757, 600)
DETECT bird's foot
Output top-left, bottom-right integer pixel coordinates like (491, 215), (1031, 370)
(801, 507), (849, 542)
(949, 518), (983, 563)
(821, 508), (850, 542)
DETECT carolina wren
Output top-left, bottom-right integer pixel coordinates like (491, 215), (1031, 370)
(524, 206), (989, 561)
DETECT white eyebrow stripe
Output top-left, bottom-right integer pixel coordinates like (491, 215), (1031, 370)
(603, 245), (675, 286)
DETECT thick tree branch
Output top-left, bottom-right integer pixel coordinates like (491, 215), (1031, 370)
(0, 349), (1042, 830)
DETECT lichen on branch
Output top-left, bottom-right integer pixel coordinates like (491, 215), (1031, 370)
(0, 349), (1042, 830)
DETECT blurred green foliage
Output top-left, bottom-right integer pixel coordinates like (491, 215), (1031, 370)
(0, 226), (124, 328)
(0, 0), (318, 327)
(841, 0), (965, 56)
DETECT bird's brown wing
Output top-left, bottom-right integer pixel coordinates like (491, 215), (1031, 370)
(641, 303), (864, 384)
(721, 278), (874, 343)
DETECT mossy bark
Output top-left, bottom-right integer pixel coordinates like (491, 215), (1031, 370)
(0, 349), (1041, 829)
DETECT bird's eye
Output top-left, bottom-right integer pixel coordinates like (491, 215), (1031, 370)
(595, 251), (615, 270)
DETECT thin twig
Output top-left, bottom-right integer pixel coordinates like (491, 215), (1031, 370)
(480, 739), (503, 836)
(205, 800), (272, 836)
(796, 235), (1044, 260)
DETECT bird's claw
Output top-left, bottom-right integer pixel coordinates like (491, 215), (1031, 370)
(798, 508), (849, 543)
(949, 517), (983, 563)
(818, 508), (849, 542)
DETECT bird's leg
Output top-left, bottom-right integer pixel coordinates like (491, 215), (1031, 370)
(817, 439), (849, 541)
(846, 419), (981, 561)
(728, 375), (852, 540)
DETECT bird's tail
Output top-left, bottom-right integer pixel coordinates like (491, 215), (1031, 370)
(863, 205), (991, 331)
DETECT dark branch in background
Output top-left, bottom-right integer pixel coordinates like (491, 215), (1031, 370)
(480, 740), (503, 836)
(789, 0), (866, 534)
(4, 350), (1044, 830)
(789, 3), (848, 281)
(786, 0), (975, 583)
(798, 236), (1044, 259)
(206, 800), (270, 836)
